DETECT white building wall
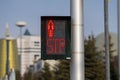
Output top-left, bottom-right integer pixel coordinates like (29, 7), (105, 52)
(17, 35), (41, 76)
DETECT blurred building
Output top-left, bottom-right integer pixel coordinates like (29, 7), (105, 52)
(26, 60), (44, 74)
(95, 32), (118, 57)
(0, 24), (19, 79)
(17, 29), (59, 76)
(17, 29), (41, 76)
(32, 60), (44, 73)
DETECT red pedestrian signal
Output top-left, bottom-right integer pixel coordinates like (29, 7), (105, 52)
(47, 20), (55, 38)
(41, 16), (71, 59)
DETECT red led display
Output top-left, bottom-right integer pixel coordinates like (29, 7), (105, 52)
(47, 20), (66, 55)
(47, 38), (65, 54)
(47, 20), (55, 38)
(41, 16), (71, 59)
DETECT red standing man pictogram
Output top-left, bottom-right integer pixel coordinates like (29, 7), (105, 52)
(47, 20), (55, 38)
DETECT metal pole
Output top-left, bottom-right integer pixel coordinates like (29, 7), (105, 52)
(70, 0), (84, 80)
(20, 27), (22, 75)
(104, 0), (110, 80)
(118, 0), (120, 80)
(16, 21), (26, 80)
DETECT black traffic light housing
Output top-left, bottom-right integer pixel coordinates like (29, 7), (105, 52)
(41, 16), (71, 60)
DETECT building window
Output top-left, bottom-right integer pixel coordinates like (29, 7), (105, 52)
(34, 41), (40, 46)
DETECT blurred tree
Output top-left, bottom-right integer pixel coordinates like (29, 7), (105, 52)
(23, 69), (32, 80)
(53, 60), (70, 80)
(41, 62), (54, 80)
(85, 35), (105, 80)
(109, 35), (118, 80)
(32, 71), (42, 80)
(102, 35), (118, 80)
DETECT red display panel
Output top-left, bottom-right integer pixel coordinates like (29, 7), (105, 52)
(41, 16), (71, 59)
(47, 38), (65, 54)
(46, 20), (66, 55)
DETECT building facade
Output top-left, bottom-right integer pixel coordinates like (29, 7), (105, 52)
(17, 29), (41, 76)
(0, 38), (19, 79)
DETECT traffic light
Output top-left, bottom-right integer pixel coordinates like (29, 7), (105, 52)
(41, 16), (71, 59)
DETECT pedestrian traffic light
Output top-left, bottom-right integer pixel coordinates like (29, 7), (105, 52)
(41, 16), (71, 59)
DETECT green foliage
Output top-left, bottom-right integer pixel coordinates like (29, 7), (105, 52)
(85, 35), (105, 80)
(23, 69), (33, 80)
(110, 57), (118, 80)
(108, 35), (118, 80)
(32, 71), (43, 80)
(32, 62), (54, 80)
(101, 35), (118, 80)
(53, 60), (70, 80)
(41, 62), (54, 80)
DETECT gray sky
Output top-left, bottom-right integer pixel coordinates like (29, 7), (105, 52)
(0, 0), (117, 38)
